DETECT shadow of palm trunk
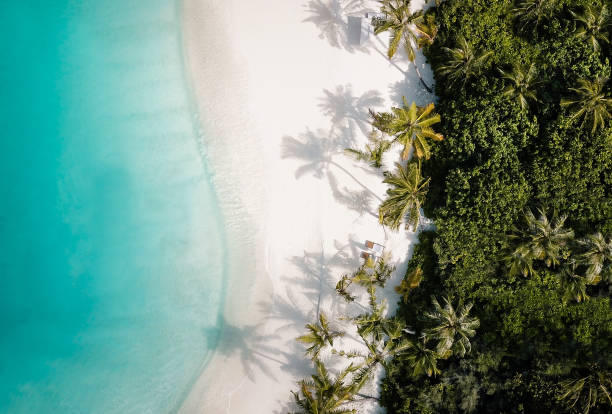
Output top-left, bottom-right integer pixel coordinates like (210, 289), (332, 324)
(330, 160), (383, 202)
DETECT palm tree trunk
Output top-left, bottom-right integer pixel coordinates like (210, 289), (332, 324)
(412, 60), (433, 93)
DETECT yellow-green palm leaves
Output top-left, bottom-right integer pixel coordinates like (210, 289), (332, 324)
(371, 97), (443, 160)
(498, 63), (541, 110)
(344, 130), (392, 169)
(297, 312), (344, 358)
(373, 0), (436, 61)
(291, 359), (360, 414)
(379, 161), (430, 231)
(561, 77), (612, 133)
(570, 3), (611, 52)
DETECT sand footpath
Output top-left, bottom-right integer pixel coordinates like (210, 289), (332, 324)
(179, 0), (434, 412)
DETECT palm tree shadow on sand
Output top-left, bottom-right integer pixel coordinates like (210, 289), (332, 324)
(318, 84), (384, 136)
(302, 0), (375, 54)
(388, 53), (436, 106)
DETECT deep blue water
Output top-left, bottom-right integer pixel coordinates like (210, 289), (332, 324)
(0, 1), (225, 412)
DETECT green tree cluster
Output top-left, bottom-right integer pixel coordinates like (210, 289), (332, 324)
(378, 0), (612, 413)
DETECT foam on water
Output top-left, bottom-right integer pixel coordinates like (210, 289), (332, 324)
(0, 1), (225, 412)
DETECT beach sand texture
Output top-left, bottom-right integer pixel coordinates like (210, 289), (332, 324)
(180, 0), (434, 412)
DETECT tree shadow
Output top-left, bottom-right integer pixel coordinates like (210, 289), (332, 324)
(327, 171), (378, 219)
(388, 53), (436, 106)
(302, 0), (375, 53)
(318, 84), (383, 136)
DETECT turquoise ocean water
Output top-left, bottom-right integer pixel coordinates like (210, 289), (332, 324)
(0, 1), (225, 412)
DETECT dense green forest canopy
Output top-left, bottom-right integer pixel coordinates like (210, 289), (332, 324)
(381, 0), (612, 413)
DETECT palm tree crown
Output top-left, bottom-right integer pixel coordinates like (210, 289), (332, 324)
(291, 359), (360, 414)
(297, 312), (344, 358)
(498, 63), (541, 110)
(570, 3), (611, 52)
(371, 98), (443, 160)
(344, 130), (392, 169)
(424, 296), (479, 358)
(513, 0), (558, 33)
(379, 161), (430, 231)
(557, 263), (589, 303)
(506, 208), (574, 274)
(578, 232), (612, 283)
(403, 338), (441, 377)
(372, 1), (437, 91)
(561, 77), (612, 133)
(437, 36), (493, 86)
(558, 368), (612, 414)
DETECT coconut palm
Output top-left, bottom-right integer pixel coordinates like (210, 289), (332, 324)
(291, 359), (360, 414)
(557, 263), (589, 303)
(344, 130), (392, 169)
(336, 256), (395, 303)
(513, 0), (558, 33)
(579, 232), (612, 283)
(504, 244), (536, 277)
(373, 1), (437, 92)
(558, 369), (612, 414)
(437, 36), (493, 86)
(507, 208), (574, 270)
(379, 161), (430, 231)
(370, 98), (443, 160)
(297, 312), (344, 358)
(395, 266), (423, 302)
(352, 290), (388, 343)
(561, 77), (612, 133)
(498, 63), (541, 110)
(403, 338), (441, 377)
(570, 3), (611, 52)
(424, 296), (479, 358)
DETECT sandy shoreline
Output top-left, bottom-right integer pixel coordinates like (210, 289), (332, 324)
(179, 0), (434, 412)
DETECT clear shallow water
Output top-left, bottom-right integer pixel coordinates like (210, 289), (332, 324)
(0, 1), (225, 412)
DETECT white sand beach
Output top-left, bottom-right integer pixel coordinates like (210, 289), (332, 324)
(180, 0), (434, 412)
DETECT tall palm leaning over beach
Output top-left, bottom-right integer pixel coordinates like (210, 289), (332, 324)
(423, 296), (479, 359)
(370, 97), (443, 160)
(498, 63), (541, 110)
(372, 0), (437, 92)
(506, 208), (574, 274)
(291, 359), (361, 414)
(570, 3), (610, 52)
(437, 36), (492, 87)
(297, 312), (344, 358)
(561, 77), (612, 133)
(379, 161), (430, 231)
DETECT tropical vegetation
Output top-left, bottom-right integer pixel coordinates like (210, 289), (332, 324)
(286, 0), (612, 412)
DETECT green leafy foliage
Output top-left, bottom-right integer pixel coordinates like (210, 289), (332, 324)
(380, 0), (612, 412)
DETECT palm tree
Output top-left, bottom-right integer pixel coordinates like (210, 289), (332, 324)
(291, 359), (360, 414)
(558, 369), (612, 414)
(557, 264), (589, 303)
(513, 0), (558, 33)
(370, 98), (443, 160)
(561, 77), (612, 133)
(403, 338), (441, 377)
(352, 289), (388, 343)
(504, 244), (536, 277)
(373, 0), (437, 92)
(579, 232), (612, 283)
(297, 312), (344, 358)
(379, 161), (430, 231)
(507, 208), (574, 270)
(336, 256), (395, 303)
(395, 266), (423, 302)
(344, 130), (392, 169)
(570, 3), (611, 52)
(498, 63), (541, 110)
(437, 36), (493, 86)
(424, 296), (479, 358)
